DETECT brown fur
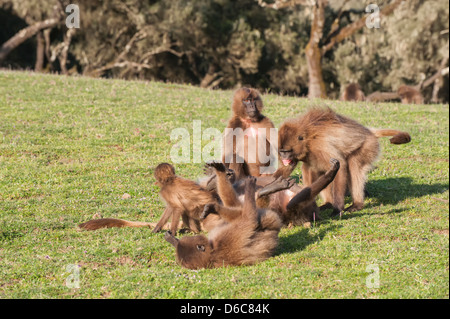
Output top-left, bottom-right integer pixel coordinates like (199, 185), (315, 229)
(78, 218), (156, 231)
(222, 88), (276, 178)
(165, 176), (282, 269)
(397, 85), (424, 104)
(78, 163), (224, 234)
(275, 108), (411, 216)
(341, 83), (365, 102)
(207, 159), (340, 227)
(152, 163), (224, 234)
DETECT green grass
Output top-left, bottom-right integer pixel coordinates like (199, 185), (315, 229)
(0, 70), (448, 299)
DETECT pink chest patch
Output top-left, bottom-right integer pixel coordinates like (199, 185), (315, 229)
(245, 127), (258, 137)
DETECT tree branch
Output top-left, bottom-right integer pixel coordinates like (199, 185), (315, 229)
(0, 17), (61, 63)
(256, 0), (312, 10)
(321, 0), (404, 55)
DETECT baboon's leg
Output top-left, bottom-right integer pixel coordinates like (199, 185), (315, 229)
(257, 177), (296, 198)
(242, 177), (258, 220)
(182, 215), (202, 233)
(207, 161), (241, 207)
(326, 162), (348, 216)
(153, 206), (174, 233)
(201, 203), (242, 222)
(301, 162), (317, 186)
(287, 159), (340, 210)
(345, 138), (379, 213)
(170, 208), (184, 235)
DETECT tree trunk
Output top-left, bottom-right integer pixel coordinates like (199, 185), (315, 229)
(0, 18), (60, 64)
(306, 0), (327, 99)
(58, 28), (76, 75)
(34, 31), (45, 72)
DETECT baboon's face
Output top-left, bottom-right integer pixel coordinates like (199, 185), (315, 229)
(234, 88), (263, 121)
(165, 232), (212, 269)
(278, 124), (309, 164)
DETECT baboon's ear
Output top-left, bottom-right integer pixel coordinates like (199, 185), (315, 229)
(196, 245), (206, 252)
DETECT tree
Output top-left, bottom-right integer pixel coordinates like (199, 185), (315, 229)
(257, 0), (405, 98)
(333, 0), (449, 102)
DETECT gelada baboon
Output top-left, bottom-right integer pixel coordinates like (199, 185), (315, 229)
(164, 176), (282, 269)
(275, 108), (411, 216)
(397, 85), (424, 104)
(341, 83), (366, 102)
(79, 163), (224, 234)
(205, 158), (340, 227)
(222, 87), (276, 179)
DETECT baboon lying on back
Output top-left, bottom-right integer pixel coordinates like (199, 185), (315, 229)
(274, 108), (411, 216)
(79, 162), (291, 233)
(165, 176), (282, 269)
(204, 158), (340, 227)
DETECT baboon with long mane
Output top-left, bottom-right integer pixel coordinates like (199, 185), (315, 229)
(275, 108), (411, 216)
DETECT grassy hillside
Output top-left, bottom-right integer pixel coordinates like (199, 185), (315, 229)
(0, 70), (448, 299)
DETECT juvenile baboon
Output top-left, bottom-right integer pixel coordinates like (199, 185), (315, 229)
(164, 176), (282, 269)
(341, 83), (366, 102)
(222, 87), (276, 179)
(78, 163), (224, 234)
(397, 85), (424, 104)
(275, 108), (411, 216)
(206, 159), (340, 226)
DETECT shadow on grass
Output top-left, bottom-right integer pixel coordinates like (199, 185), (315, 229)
(276, 223), (342, 255)
(366, 177), (449, 206)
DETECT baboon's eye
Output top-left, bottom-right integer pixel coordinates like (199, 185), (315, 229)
(298, 136), (304, 141)
(196, 245), (205, 252)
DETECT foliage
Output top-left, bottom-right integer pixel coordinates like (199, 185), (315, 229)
(0, 0), (448, 100)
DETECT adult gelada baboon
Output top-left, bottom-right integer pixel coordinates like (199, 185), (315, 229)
(274, 108), (411, 216)
(222, 87), (277, 179)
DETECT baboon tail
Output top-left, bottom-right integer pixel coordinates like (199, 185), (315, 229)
(78, 218), (156, 231)
(370, 129), (411, 145)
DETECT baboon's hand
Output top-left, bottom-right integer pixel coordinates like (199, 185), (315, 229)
(285, 177), (297, 189)
(200, 203), (217, 220)
(205, 160), (227, 173)
(226, 168), (235, 180)
(245, 176), (257, 188)
(329, 158), (340, 171)
(152, 225), (162, 233)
